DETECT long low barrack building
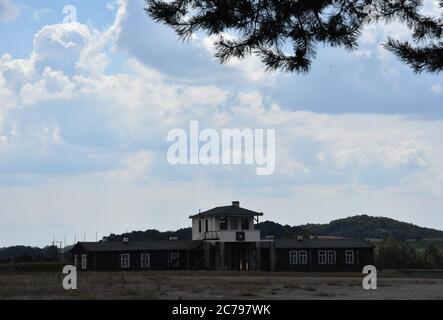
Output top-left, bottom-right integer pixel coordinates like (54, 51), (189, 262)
(71, 202), (374, 272)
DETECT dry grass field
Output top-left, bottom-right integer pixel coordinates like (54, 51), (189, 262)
(1, 271), (443, 300)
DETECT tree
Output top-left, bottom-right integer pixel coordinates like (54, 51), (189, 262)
(375, 236), (422, 269)
(382, 0), (443, 73)
(146, 0), (443, 74)
(424, 242), (443, 268)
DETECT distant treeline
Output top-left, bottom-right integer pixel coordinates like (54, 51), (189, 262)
(107, 228), (193, 242)
(300, 215), (443, 240)
(106, 216), (443, 242)
(376, 237), (443, 269)
(0, 246), (58, 264)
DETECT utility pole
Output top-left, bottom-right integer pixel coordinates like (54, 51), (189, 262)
(52, 240), (63, 261)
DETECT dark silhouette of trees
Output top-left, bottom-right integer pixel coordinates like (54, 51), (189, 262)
(381, 0), (443, 73)
(300, 215), (443, 240)
(0, 245), (59, 263)
(425, 242), (443, 268)
(376, 236), (423, 269)
(146, 0), (442, 74)
(102, 215), (443, 242)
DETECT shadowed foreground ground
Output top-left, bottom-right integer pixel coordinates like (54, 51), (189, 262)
(1, 271), (443, 300)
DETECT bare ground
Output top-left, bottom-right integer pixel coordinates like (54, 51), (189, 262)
(1, 271), (443, 300)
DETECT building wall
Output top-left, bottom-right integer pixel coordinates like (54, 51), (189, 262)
(274, 247), (374, 272)
(217, 231), (260, 242)
(71, 247), (204, 271)
(192, 217), (218, 240)
(192, 216), (257, 240)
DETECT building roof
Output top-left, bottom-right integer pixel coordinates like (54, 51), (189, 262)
(72, 240), (202, 253)
(189, 203), (263, 219)
(71, 237), (373, 253)
(273, 238), (374, 249)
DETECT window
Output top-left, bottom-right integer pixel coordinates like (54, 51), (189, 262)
(241, 218), (249, 230)
(299, 250), (308, 265)
(74, 255), (78, 268)
(318, 250), (327, 264)
(289, 250), (298, 265)
(121, 253), (130, 269)
(230, 219), (238, 230)
(345, 250), (355, 264)
(81, 254), (87, 270)
(328, 250), (336, 264)
(198, 220), (202, 233)
(141, 253), (150, 268)
(170, 252), (180, 268)
(220, 217), (227, 230)
(205, 219), (209, 232)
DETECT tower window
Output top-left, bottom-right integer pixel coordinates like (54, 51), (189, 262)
(241, 218), (249, 230)
(220, 218), (227, 230)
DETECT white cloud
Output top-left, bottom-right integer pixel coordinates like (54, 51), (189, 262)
(4, 21), (441, 194)
(0, 54), (34, 91)
(277, 157), (311, 177)
(78, 0), (128, 76)
(0, 74), (17, 109)
(33, 8), (51, 20)
(107, 150), (156, 181)
(422, 0), (443, 16)
(32, 23), (93, 75)
(431, 84), (442, 95)
(106, 1), (118, 11)
(73, 63), (230, 131)
(20, 67), (76, 105)
(0, 0), (20, 23)
(217, 94), (443, 194)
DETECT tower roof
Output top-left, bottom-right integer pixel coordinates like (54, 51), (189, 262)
(189, 202), (263, 219)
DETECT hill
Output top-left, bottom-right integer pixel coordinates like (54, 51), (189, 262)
(299, 215), (443, 240)
(258, 221), (311, 239)
(86, 215), (443, 242)
(106, 215), (443, 242)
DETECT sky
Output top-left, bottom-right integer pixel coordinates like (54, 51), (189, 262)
(0, 0), (442, 247)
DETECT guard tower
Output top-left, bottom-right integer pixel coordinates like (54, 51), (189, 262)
(189, 201), (267, 271)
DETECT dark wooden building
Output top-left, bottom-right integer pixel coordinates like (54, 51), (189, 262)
(270, 238), (374, 272)
(71, 240), (204, 271)
(71, 202), (374, 272)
